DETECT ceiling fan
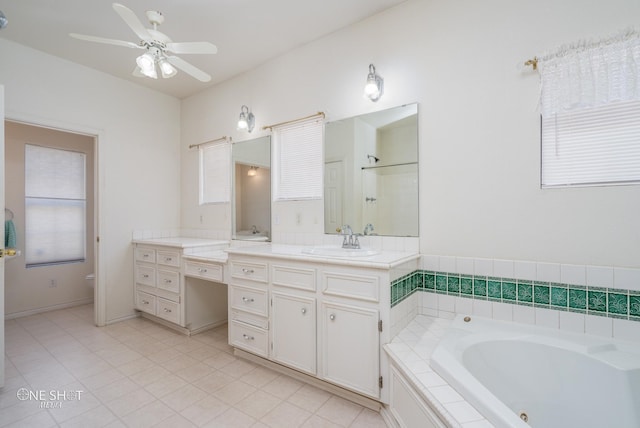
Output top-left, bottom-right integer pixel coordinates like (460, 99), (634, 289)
(70, 3), (217, 82)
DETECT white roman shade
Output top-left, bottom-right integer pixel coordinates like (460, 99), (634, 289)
(199, 141), (231, 204)
(538, 29), (640, 187)
(272, 116), (324, 200)
(25, 144), (86, 266)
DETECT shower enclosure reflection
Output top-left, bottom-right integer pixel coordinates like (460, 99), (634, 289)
(232, 136), (271, 241)
(324, 103), (418, 237)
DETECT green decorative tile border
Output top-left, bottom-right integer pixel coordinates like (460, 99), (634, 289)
(391, 270), (640, 322)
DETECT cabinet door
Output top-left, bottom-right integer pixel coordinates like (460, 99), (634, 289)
(271, 293), (316, 375)
(321, 301), (379, 398)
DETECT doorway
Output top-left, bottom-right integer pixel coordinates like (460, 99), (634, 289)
(4, 120), (100, 324)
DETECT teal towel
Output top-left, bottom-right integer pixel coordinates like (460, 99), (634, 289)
(5, 219), (16, 248)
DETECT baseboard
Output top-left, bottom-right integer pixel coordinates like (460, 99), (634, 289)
(234, 348), (383, 412)
(5, 298), (94, 320)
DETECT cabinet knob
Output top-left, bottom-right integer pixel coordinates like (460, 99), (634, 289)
(242, 268), (254, 274)
(143, 254), (149, 258)
(242, 334), (254, 341)
(164, 279), (172, 283)
(301, 308), (307, 315)
(142, 300), (149, 305)
(166, 257), (172, 261)
(329, 313), (336, 321)
(242, 297), (255, 303)
(142, 274), (149, 278)
(198, 268), (208, 273)
(163, 308), (172, 313)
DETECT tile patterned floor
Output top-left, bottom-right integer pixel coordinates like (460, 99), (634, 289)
(1, 304), (387, 427)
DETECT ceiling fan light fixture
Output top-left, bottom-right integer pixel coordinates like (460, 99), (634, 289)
(136, 52), (155, 71)
(159, 59), (177, 78)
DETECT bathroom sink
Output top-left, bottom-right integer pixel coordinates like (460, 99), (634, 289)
(301, 246), (379, 258)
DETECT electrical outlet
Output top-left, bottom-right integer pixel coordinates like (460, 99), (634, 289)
(49, 279), (57, 288)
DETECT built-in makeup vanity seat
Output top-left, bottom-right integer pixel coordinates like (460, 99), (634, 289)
(132, 237), (229, 335)
(225, 243), (419, 408)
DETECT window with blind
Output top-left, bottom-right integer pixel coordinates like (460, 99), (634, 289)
(273, 117), (323, 200)
(25, 144), (86, 267)
(538, 30), (640, 188)
(541, 100), (640, 187)
(199, 142), (231, 204)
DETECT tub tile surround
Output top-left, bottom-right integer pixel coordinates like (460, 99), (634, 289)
(390, 255), (640, 342)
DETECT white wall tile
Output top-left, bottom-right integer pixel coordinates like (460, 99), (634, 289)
(473, 259), (493, 277)
(472, 300), (492, 318)
(422, 292), (438, 310)
(585, 315), (613, 338)
(514, 261), (536, 281)
(422, 255), (440, 271)
(513, 305), (535, 325)
(439, 256), (456, 273)
(493, 259), (514, 278)
(536, 263), (560, 283)
(561, 264), (586, 286)
(492, 302), (513, 322)
(586, 265), (613, 288)
(613, 319), (640, 344)
(438, 294), (456, 312)
(559, 311), (585, 334)
(535, 308), (559, 329)
(455, 297), (473, 315)
(614, 267), (640, 292)
(456, 257), (474, 275)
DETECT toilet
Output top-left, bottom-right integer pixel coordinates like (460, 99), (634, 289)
(86, 273), (95, 289)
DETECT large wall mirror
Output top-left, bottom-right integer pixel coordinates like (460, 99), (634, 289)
(232, 136), (271, 241)
(324, 103), (418, 237)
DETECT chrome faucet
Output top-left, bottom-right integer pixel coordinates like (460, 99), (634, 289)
(341, 224), (360, 249)
(251, 225), (258, 234)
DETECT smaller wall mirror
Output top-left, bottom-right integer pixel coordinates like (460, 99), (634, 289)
(232, 136), (271, 241)
(324, 103), (418, 237)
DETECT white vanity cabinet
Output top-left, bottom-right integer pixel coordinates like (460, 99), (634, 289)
(225, 246), (416, 404)
(133, 238), (229, 334)
(134, 246), (182, 324)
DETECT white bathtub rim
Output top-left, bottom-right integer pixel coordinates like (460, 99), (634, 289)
(431, 314), (640, 428)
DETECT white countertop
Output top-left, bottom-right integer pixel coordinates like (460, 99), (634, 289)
(132, 237), (229, 249)
(225, 243), (419, 269)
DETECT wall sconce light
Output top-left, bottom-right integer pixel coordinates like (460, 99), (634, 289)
(237, 105), (255, 132)
(363, 64), (384, 102)
(247, 166), (258, 177)
(0, 10), (8, 29)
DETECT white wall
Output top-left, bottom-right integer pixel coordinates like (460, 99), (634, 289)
(1, 39), (181, 323)
(181, 0), (640, 268)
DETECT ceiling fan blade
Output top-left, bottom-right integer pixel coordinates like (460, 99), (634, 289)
(112, 3), (151, 41)
(165, 42), (218, 55)
(166, 56), (211, 82)
(70, 33), (141, 49)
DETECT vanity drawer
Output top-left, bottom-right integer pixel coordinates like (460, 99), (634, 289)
(230, 260), (268, 283)
(157, 250), (180, 267)
(230, 309), (269, 330)
(135, 264), (156, 287)
(230, 285), (268, 316)
(230, 321), (268, 357)
(272, 264), (316, 291)
(156, 297), (180, 324)
(136, 290), (156, 314)
(135, 247), (156, 264)
(321, 271), (380, 302)
(184, 261), (223, 282)
(157, 269), (180, 293)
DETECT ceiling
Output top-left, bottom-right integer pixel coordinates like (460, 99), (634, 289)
(0, 0), (407, 99)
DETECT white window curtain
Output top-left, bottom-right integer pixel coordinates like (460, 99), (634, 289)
(538, 29), (640, 187)
(199, 141), (231, 204)
(25, 144), (86, 266)
(272, 116), (324, 201)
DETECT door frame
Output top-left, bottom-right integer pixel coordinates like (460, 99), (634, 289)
(4, 110), (106, 327)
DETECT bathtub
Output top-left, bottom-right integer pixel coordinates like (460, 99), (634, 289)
(431, 315), (640, 428)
